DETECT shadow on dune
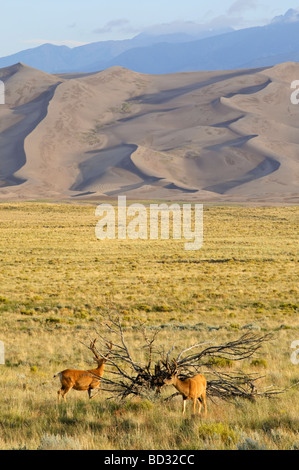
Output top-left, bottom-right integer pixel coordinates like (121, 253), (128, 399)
(71, 144), (145, 192)
(203, 156), (281, 194)
(0, 82), (61, 186)
(71, 143), (199, 195)
(130, 68), (268, 105)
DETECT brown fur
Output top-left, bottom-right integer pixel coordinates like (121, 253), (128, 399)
(164, 372), (207, 416)
(54, 341), (112, 401)
(54, 361), (107, 401)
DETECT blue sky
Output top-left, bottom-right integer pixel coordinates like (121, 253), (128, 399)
(1, 0), (299, 56)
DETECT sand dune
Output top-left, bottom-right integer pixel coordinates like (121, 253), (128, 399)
(0, 62), (298, 202)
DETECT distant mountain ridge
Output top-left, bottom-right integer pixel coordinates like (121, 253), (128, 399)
(0, 10), (298, 73)
(271, 8), (299, 24)
(103, 20), (299, 74)
(0, 28), (232, 74)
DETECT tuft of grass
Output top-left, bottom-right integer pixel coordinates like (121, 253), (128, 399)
(37, 433), (82, 450)
(207, 357), (234, 368)
(250, 359), (268, 368)
(198, 422), (238, 445)
(237, 437), (267, 451)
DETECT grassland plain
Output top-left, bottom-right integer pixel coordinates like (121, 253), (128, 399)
(0, 202), (298, 450)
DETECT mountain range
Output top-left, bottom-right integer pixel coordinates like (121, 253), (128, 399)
(0, 10), (299, 74)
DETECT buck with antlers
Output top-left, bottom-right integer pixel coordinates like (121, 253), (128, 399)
(163, 359), (207, 416)
(54, 340), (112, 402)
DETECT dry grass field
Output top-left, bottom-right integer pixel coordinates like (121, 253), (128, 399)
(0, 202), (298, 450)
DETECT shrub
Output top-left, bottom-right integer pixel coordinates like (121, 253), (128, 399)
(207, 357), (234, 368)
(250, 359), (268, 368)
(45, 317), (61, 324)
(125, 400), (154, 412)
(121, 102), (132, 113)
(37, 433), (82, 450)
(198, 423), (238, 445)
(237, 437), (267, 450)
(135, 304), (151, 312)
(153, 305), (171, 312)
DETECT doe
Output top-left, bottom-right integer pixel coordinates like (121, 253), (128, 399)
(163, 359), (207, 416)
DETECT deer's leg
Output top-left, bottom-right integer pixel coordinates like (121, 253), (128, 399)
(182, 397), (187, 415)
(89, 388), (101, 400)
(202, 391), (207, 416)
(57, 387), (66, 402)
(88, 386), (101, 400)
(197, 397), (202, 415)
(193, 398), (198, 415)
(59, 385), (72, 402)
(88, 380), (101, 400)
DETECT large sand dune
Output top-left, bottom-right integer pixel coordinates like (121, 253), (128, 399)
(0, 62), (298, 202)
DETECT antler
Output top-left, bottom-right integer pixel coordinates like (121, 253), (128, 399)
(88, 338), (102, 365)
(79, 338), (112, 367)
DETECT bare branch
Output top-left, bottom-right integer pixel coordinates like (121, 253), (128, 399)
(177, 333), (273, 369)
(84, 319), (287, 403)
(176, 341), (214, 362)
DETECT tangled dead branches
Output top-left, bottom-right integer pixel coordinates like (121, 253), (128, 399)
(82, 314), (292, 402)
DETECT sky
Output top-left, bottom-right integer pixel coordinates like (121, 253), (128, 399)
(1, 0), (299, 56)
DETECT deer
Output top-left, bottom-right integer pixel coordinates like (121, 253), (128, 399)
(163, 359), (207, 416)
(54, 340), (112, 402)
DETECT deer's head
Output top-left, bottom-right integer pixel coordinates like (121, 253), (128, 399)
(163, 359), (179, 385)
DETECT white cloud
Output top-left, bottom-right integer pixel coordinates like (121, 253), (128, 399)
(145, 21), (208, 35)
(144, 1), (261, 37)
(228, 0), (258, 15)
(94, 19), (139, 35)
(144, 17), (240, 37)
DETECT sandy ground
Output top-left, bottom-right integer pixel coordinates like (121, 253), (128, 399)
(0, 61), (298, 203)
